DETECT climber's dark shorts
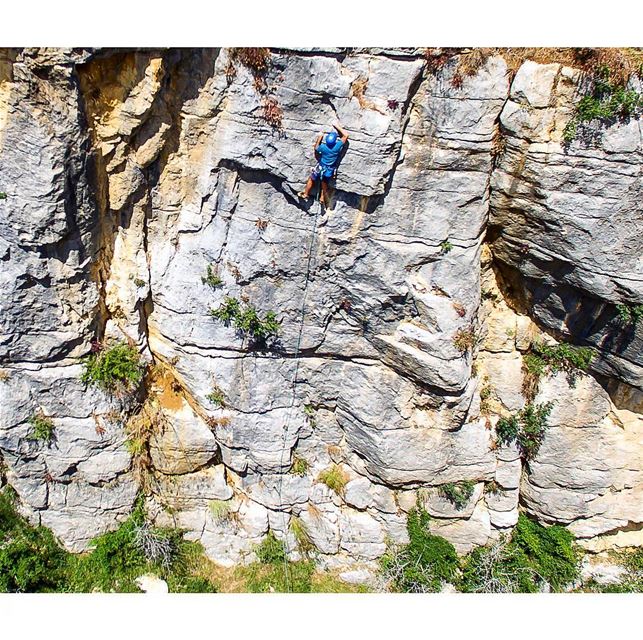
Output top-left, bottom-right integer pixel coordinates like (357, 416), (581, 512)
(310, 164), (335, 181)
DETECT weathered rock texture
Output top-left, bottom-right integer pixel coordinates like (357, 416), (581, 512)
(1, 48), (641, 569)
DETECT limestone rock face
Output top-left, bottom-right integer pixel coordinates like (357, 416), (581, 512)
(1, 47), (642, 569)
(490, 61), (643, 401)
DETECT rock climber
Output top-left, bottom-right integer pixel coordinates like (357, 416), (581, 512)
(298, 122), (349, 206)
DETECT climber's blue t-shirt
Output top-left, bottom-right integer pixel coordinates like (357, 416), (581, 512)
(316, 137), (344, 171)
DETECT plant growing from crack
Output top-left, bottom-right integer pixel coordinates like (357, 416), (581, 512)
(201, 264), (223, 289)
(80, 340), (146, 395)
(496, 402), (554, 460)
(440, 481), (475, 509)
(206, 385), (226, 408)
(380, 502), (459, 593)
(210, 296), (280, 346)
(563, 66), (642, 142)
(27, 410), (55, 444)
(453, 326), (476, 354)
(318, 464), (348, 497)
(522, 340), (595, 399)
(616, 303), (643, 327)
(440, 239), (453, 254)
(290, 456), (309, 476)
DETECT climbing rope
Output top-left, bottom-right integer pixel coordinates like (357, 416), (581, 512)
(274, 180), (324, 591)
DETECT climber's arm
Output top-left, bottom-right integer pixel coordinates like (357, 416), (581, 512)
(313, 133), (324, 160)
(333, 122), (349, 143)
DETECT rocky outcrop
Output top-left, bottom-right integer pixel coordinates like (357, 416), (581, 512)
(0, 47), (641, 570)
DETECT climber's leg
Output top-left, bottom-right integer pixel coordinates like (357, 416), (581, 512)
(298, 176), (315, 200)
(320, 178), (330, 206)
(299, 165), (321, 200)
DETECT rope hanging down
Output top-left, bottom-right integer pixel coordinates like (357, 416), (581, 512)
(274, 183), (324, 591)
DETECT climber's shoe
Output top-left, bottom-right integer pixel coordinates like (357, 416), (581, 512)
(297, 191), (309, 200)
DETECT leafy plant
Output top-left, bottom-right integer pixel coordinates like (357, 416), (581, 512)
(27, 410), (55, 443)
(80, 341), (145, 395)
(210, 296), (240, 324)
(453, 326), (476, 354)
(0, 488), (68, 592)
(564, 66), (642, 142)
(0, 491), (217, 593)
(616, 303), (643, 326)
(461, 514), (580, 593)
(522, 340), (595, 398)
(133, 278), (146, 288)
(256, 531), (287, 565)
(440, 239), (453, 254)
(318, 465), (349, 496)
(206, 385), (226, 408)
(496, 402), (553, 460)
(460, 536), (539, 593)
(0, 192), (6, 199)
(380, 504), (459, 593)
(201, 264), (223, 289)
(511, 513), (580, 591)
(210, 297), (280, 345)
(440, 481), (475, 510)
(290, 456), (309, 476)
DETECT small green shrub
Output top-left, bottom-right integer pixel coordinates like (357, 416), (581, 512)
(564, 66), (642, 142)
(522, 340), (594, 399)
(616, 303), (643, 326)
(440, 239), (453, 254)
(511, 513), (580, 591)
(210, 296), (240, 324)
(461, 537), (539, 593)
(440, 481), (475, 510)
(531, 341), (595, 373)
(201, 264), (223, 289)
(206, 386), (226, 408)
(380, 504), (459, 593)
(290, 456), (309, 476)
(133, 278), (146, 288)
(496, 402), (553, 460)
(0, 192), (7, 199)
(461, 514), (580, 593)
(0, 491), (217, 593)
(27, 411), (55, 443)
(80, 341), (145, 395)
(210, 297), (280, 345)
(318, 465), (349, 496)
(0, 488), (68, 592)
(256, 531), (287, 565)
(496, 414), (520, 445)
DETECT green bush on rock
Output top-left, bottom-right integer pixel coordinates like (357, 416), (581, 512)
(81, 341), (146, 395)
(380, 504), (459, 592)
(461, 514), (580, 593)
(0, 489), (217, 593)
(496, 402), (553, 460)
